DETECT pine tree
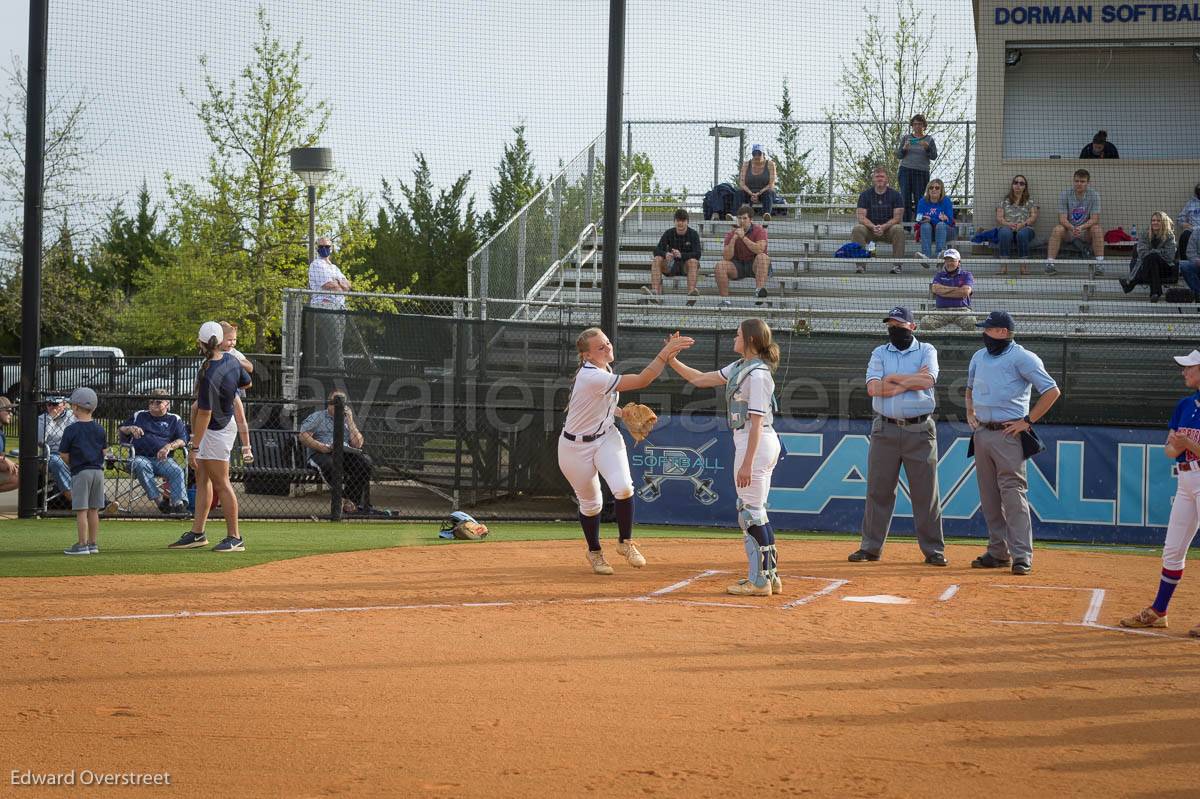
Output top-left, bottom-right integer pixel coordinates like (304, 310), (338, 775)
(483, 124), (542, 238)
(775, 79), (826, 199)
(95, 182), (171, 298)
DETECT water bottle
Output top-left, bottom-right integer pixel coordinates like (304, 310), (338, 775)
(867, 241), (877, 254)
(1131, 224), (1138, 239)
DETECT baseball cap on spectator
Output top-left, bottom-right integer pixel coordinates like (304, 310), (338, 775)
(882, 306), (914, 324)
(45, 395), (66, 404)
(976, 310), (1015, 330)
(198, 321), (223, 345)
(751, 143), (764, 155)
(68, 386), (97, 411)
(942, 248), (961, 261)
(1173, 350), (1200, 367)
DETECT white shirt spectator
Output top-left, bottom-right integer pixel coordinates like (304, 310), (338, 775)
(308, 257), (349, 309)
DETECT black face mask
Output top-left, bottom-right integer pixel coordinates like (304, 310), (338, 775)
(983, 334), (1011, 356)
(888, 326), (914, 350)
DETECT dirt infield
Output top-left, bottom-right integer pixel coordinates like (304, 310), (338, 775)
(2, 539), (1198, 798)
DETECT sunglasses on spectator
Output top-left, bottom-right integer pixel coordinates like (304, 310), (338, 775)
(1012, 180), (1026, 185)
(150, 399), (170, 405)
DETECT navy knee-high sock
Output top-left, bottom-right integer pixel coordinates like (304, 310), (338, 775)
(614, 497), (634, 542)
(579, 513), (601, 551)
(763, 523), (777, 572)
(1152, 568), (1183, 614)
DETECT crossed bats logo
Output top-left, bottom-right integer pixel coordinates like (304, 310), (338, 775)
(636, 438), (720, 505)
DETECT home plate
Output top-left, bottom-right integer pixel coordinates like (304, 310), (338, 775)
(842, 595), (912, 605)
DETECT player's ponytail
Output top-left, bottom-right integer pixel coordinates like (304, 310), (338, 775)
(740, 318), (780, 372)
(193, 334), (220, 399)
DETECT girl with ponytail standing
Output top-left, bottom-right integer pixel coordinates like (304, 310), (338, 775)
(559, 328), (693, 575)
(168, 322), (252, 552)
(668, 318), (783, 596)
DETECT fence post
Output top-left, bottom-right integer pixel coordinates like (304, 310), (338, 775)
(712, 121), (720, 189)
(516, 213), (527, 303)
(827, 121), (836, 209)
(480, 249), (490, 322)
(625, 121), (632, 180)
(585, 143), (596, 226)
(551, 174), (563, 265)
(964, 122), (972, 207)
(330, 395), (344, 521)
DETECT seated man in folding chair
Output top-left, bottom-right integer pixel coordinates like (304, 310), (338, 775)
(298, 389), (385, 516)
(37, 395), (75, 506)
(118, 389), (189, 514)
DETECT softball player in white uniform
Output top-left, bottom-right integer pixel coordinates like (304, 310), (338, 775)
(559, 327), (693, 574)
(669, 318), (783, 596)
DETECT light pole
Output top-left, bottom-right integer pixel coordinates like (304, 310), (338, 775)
(289, 146), (333, 263)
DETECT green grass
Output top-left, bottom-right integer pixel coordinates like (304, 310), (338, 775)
(0, 518), (1167, 579)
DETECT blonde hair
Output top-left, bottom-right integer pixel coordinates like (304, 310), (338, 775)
(740, 318), (780, 372)
(575, 327), (607, 373)
(924, 178), (946, 202)
(1150, 211), (1175, 240)
(219, 321), (238, 336)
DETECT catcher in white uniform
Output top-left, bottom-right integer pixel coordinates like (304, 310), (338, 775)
(559, 327), (693, 575)
(668, 318), (783, 596)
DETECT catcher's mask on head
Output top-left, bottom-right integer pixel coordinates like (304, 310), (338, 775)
(439, 511), (489, 540)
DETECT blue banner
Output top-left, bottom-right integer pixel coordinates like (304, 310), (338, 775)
(629, 417), (1173, 545)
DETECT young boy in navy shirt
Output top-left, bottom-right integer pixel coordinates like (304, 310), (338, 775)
(59, 387), (111, 555)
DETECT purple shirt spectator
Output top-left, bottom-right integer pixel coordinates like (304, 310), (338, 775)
(931, 266), (974, 309)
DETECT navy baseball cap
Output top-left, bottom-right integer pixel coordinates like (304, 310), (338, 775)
(882, 306), (914, 324)
(976, 310), (1015, 330)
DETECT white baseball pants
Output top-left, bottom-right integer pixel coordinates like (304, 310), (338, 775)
(558, 428), (634, 516)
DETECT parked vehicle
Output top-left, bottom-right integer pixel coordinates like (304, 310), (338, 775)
(2, 346), (126, 397)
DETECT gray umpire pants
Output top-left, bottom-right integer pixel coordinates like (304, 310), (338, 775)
(860, 416), (945, 557)
(972, 427), (1033, 564)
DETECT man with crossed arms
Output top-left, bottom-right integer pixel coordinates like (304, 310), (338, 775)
(849, 306), (947, 566)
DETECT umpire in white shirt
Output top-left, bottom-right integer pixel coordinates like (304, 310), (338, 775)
(965, 310), (1061, 575)
(307, 236), (351, 369)
(850, 306), (947, 565)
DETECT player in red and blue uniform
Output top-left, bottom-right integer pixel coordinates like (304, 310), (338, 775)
(1121, 349), (1200, 636)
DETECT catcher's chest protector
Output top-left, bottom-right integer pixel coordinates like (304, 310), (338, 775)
(725, 358), (775, 430)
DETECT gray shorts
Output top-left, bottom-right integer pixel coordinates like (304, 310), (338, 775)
(70, 469), (106, 510)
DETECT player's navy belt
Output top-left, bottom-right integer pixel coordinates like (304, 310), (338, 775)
(562, 429), (605, 443)
(1178, 461), (1198, 473)
(881, 414), (930, 426)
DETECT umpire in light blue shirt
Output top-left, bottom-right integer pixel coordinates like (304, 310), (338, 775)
(965, 310), (1061, 575)
(849, 306), (947, 565)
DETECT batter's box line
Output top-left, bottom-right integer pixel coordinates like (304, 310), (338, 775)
(642, 571), (850, 611)
(985, 584), (1197, 641)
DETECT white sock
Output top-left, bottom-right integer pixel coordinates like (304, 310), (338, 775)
(1096, 255), (1104, 262)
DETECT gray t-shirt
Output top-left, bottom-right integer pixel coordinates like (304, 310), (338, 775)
(1058, 187), (1101, 227)
(895, 134), (938, 171)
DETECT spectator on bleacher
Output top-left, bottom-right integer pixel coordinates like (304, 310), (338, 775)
(0, 397), (17, 493)
(1046, 169), (1105, 276)
(37, 396), (75, 503)
(1119, 212), (1178, 303)
(643, 209), (702, 306)
(738, 145), (777, 221)
(299, 389), (380, 516)
(308, 236), (350, 369)
(924, 249), (976, 330)
(850, 305), (945, 566)
(716, 205), (770, 307)
(896, 114), (937, 223)
(915, 178), (955, 262)
(1079, 130), (1119, 159)
(1178, 219), (1200, 297)
(1177, 182), (1200, 260)
(852, 167), (906, 274)
(995, 175), (1039, 275)
(119, 389), (189, 515)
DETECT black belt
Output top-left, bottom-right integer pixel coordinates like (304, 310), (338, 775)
(881, 414), (930, 426)
(980, 421), (1021, 431)
(563, 429), (605, 443)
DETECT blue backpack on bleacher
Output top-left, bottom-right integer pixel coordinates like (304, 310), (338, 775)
(834, 242), (871, 258)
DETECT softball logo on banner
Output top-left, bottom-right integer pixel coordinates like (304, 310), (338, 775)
(628, 417), (1174, 546)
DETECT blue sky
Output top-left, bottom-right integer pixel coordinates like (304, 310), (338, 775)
(1, 0), (977, 231)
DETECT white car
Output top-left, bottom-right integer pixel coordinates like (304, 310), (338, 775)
(2, 346), (126, 397)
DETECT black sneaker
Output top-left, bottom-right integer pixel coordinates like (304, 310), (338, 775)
(755, 287), (768, 306)
(971, 552), (1012, 569)
(157, 497), (172, 514)
(848, 549), (880, 562)
(924, 553), (948, 566)
(168, 531), (209, 549)
(1011, 561), (1032, 575)
(170, 502), (189, 515)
